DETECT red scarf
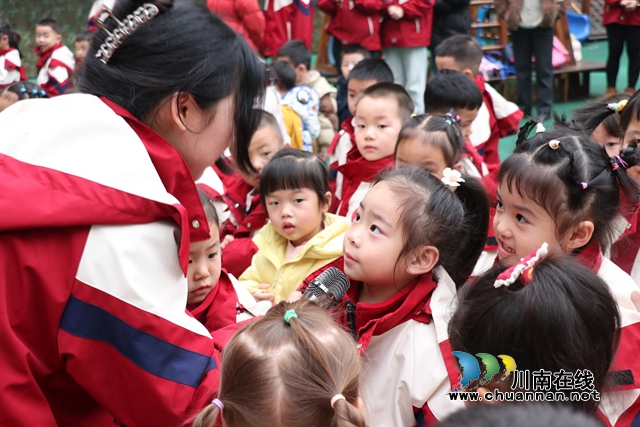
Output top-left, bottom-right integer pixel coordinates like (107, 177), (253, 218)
(188, 269), (239, 333)
(336, 148), (394, 217)
(35, 42), (63, 72)
(573, 240), (603, 273)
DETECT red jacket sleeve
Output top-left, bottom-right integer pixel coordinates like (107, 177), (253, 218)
(237, 0), (266, 51)
(399, 0), (432, 19)
(221, 236), (259, 278)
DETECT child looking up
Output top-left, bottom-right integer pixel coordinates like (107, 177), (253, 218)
(394, 113), (467, 178)
(188, 187), (270, 333)
(240, 148), (348, 302)
(449, 253), (619, 417)
(277, 40), (338, 159)
(272, 59), (320, 152)
(334, 44), (370, 126)
(192, 300), (366, 427)
(34, 19), (74, 97)
(304, 167), (489, 426)
(495, 123), (640, 426)
(435, 34), (523, 167)
(0, 20), (26, 88)
(334, 82), (412, 219)
(214, 110), (284, 277)
(328, 58), (394, 207)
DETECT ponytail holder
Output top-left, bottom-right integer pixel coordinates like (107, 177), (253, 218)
(581, 182), (588, 190)
(411, 113), (417, 118)
(330, 394), (346, 408)
(535, 123), (546, 134)
(441, 168), (465, 191)
(608, 99), (629, 113)
(284, 309), (298, 324)
(212, 398), (224, 410)
(548, 140), (560, 150)
(494, 243), (548, 288)
(612, 155), (629, 171)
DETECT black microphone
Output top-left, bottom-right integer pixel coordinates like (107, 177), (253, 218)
(302, 267), (351, 310)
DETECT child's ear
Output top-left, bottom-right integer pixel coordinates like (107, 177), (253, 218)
(55, 33), (62, 43)
(462, 68), (475, 78)
(565, 220), (595, 251)
(406, 245), (439, 275)
(454, 162), (462, 171)
(321, 191), (332, 213)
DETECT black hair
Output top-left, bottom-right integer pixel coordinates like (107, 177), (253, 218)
(270, 60), (296, 92)
(501, 122), (640, 250)
(6, 82), (48, 100)
(449, 257), (620, 413)
(395, 113), (465, 168)
(358, 82), (414, 124)
(259, 147), (330, 207)
(348, 58), (394, 84)
(439, 403), (604, 427)
(75, 31), (91, 43)
(620, 88), (640, 130)
(341, 44), (370, 59)
(196, 185), (220, 226)
(0, 19), (21, 51)
(256, 109), (283, 143)
(424, 69), (483, 114)
(277, 40), (311, 70)
(434, 34), (483, 75)
(374, 168), (489, 288)
(37, 18), (61, 35)
(80, 0), (267, 175)
(571, 93), (630, 137)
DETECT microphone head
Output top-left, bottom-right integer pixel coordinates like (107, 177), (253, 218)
(316, 267), (351, 301)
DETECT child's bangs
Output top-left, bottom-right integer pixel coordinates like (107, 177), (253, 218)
(260, 156), (325, 199)
(500, 154), (567, 221)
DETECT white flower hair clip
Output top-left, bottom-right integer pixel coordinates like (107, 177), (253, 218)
(441, 168), (465, 191)
(494, 242), (548, 288)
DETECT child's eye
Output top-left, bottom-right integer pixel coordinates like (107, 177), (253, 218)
(268, 201), (279, 206)
(370, 224), (382, 234)
(606, 142), (620, 148)
(378, 124), (387, 129)
(354, 213), (361, 222)
(496, 200), (504, 210)
(208, 252), (218, 259)
(188, 259), (193, 265)
(515, 214), (528, 224)
(357, 124), (365, 129)
(293, 198), (304, 203)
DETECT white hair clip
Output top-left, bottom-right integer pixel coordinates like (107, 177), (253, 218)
(95, 3), (160, 64)
(535, 123), (546, 134)
(441, 168), (465, 191)
(494, 242), (548, 288)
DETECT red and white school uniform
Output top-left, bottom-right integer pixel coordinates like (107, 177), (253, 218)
(35, 42), (75, 97)
(303, 258), (465, 426)
(0, 47), (27, 88)
(574, 242), (640, 427)
(328, 116), (355, 209)
(317, 0), (382, 51)
(0, 94), (220, 426)
(611, 202), (640, 284)
(334, 148), (395, 219)
(470, 74), (523, 167)
(260, 0), (314, 57)
(188, 269), (271, 333)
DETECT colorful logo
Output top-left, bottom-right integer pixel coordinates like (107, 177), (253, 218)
(452, 352), (517, 389)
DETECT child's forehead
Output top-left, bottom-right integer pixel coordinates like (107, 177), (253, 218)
(342, 52), (365, 63)
(357, 94), (399, 112)
(35, 25), (57, 34)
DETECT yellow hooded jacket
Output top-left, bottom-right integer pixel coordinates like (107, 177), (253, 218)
(239, 213), (349, 303)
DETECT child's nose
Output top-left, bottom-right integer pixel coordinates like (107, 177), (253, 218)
(194, 261), (210, 279)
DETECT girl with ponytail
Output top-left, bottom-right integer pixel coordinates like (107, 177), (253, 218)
(193, 300), (366, 427)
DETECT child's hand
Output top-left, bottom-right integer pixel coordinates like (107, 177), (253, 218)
(388, 5), (404, 19)
(220, 234), (235, 250)
(287, 291), (303, 303)
(252, 283), (275, 302)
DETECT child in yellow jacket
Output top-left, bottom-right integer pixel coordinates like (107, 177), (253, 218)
(240, 148), (348, 303)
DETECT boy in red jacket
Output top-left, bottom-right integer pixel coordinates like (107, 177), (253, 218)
(381, 0), (433, 114)
(435, 34), (523, 168)
(34, 19), (74, 97)
(334, 82), (413, 219)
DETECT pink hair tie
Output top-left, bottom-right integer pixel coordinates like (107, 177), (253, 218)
(581, 182), (588, 190)
(616, 156), (629, 169)
(331, 394), (346, 408)
(212, 398), (224, 410)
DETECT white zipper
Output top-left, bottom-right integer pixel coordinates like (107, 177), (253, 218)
(415, 18), (420, 33)
(287, 21), (292, 40)
(367, 17), (374, 35)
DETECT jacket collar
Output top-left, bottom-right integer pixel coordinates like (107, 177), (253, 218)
(573, 240), (603, 273)
(35, 42), (63, 71)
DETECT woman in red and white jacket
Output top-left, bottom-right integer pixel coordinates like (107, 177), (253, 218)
(0, 1), (266, 425)
(603, 0), (640, 95)
(381, 0), (433, 114)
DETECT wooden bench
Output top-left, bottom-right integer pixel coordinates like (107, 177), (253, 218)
(486, 60), (606, 103)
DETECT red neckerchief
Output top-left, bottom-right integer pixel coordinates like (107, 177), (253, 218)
(328, 116), (355, 155)
(101, 97), (210, 272)
(0, 48), (12, 57)
(188, 269), (238, 333)
(35, 42), (63, 72)
(309, 257), (437, 353)
(573, 240), (603, 273)
(336, 148), (394, 217)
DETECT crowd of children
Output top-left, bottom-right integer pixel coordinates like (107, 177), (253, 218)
(5, 3), (640, 427)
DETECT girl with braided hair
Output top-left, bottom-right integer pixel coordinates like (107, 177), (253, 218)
(494, 121), (640, 426)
